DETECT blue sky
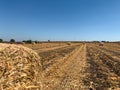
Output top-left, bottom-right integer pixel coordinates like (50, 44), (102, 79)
(0, 0), (120, 41)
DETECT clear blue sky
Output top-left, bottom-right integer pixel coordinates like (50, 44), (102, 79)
(0, 0), (120, 41)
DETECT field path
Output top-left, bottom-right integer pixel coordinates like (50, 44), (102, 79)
(53, 44), (89, 90)
(42, 44), (90, 90)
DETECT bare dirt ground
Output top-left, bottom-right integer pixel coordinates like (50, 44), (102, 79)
(24, 43), (120, 90)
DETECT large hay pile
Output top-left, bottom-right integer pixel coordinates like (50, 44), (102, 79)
(0, 43), (42, 90)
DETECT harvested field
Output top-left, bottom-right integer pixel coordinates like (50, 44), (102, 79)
(24, 42), (80, 53)
(1, 42), (120, 90)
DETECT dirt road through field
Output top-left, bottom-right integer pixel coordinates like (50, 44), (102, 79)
(41, 44), (90, 90)
(53, 44), (89, 90)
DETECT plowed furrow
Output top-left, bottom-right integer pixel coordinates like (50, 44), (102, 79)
(94, 46), (120, 77)
(87, 46), (120, 89)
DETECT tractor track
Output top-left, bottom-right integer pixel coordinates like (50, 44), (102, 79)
(42, 44), (89, 90)
(53, 44), (89, 90)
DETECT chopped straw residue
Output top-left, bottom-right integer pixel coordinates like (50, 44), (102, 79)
(0, 43), (42, 90)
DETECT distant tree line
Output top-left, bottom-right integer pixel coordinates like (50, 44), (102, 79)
(22, 40), (32, 44)
(0, 38), (16, 43)
(22, 40), (39, 44)
(0, 38), (111, 44)
(0, 38), (38, 44)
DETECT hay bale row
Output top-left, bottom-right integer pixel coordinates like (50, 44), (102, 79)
(0, 44), (42, 90)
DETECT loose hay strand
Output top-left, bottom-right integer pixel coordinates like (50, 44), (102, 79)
(0, 43), (42, 90)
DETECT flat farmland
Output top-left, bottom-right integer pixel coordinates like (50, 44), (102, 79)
(25, 42), (120, 90)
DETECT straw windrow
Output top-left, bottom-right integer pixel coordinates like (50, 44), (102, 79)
(0, 44), (42, 90)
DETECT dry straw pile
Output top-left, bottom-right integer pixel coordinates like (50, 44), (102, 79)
(0, 43), (42, 90)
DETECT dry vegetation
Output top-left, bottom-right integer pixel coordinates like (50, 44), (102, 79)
(0, 44), (42, 90)
(1, 42), (120, 90)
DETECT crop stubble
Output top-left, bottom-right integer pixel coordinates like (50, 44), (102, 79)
(1, 43), (120, 90)
(37, 43), (120, 90)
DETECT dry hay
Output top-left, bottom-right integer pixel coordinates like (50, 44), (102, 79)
(66, 42), (71, 45)
(99, 42), (104, 46)
(0, 43), (42, 90)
